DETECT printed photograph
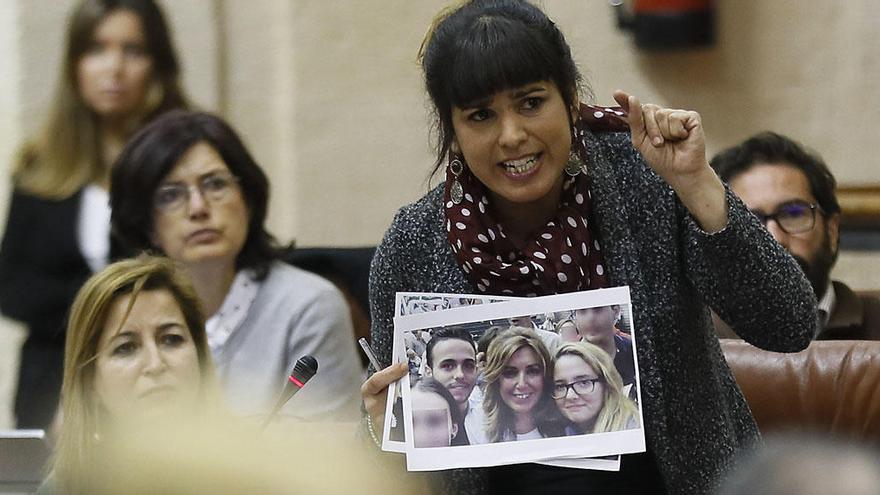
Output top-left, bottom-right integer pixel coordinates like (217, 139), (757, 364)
(395, 288), (645, 471)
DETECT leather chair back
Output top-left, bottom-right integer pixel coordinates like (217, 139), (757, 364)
(721, 339), (880, 443)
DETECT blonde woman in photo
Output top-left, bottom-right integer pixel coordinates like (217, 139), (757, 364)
(473, 327), (560, 443)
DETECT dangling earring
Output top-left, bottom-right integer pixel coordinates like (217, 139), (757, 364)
(565, 125), (584, 177)
(565, 151), (583, 177)
(448, 142), (465, 205)
(449, 157), (465, 204)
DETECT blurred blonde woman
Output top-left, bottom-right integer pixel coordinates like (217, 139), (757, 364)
(45, 255), (216, 495)
(0, 0), (189, 429)
(552, 342), (639, 435)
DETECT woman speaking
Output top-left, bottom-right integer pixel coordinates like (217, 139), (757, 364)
(361, 0), (815, 493)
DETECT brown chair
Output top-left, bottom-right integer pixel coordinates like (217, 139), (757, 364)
(720, 339), (880, 443)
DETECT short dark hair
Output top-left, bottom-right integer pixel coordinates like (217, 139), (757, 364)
(110, 110), (282, 278)
(478, 325), (505, 356)
(420, 0), (587, 176)
(710, 131), (840, 216)
(425, 327), (476, 369)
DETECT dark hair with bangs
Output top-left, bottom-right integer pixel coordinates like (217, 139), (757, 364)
(710, 131), (840, 216)
(110, 110), (283, 280)
(420, 0), (587, 176)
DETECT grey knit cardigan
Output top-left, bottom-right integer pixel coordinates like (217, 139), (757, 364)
(368, 131), (817, 494)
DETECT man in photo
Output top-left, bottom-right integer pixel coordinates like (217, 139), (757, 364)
(711, 132), (880, 340)
(424, 328), (480, 445)
(574, 306), (636, 388)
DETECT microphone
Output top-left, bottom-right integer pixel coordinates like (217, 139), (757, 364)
(260, 355), (318, 430)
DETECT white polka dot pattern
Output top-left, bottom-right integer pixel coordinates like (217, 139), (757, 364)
(442, 123), (610, 295)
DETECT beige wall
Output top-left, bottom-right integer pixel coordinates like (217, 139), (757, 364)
(3, 1), (878, 245)
(0, 0), (878, 426)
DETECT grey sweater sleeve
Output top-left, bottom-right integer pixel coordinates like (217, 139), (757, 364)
(682, 186), (817, 352)
(369, 208), (411, 369)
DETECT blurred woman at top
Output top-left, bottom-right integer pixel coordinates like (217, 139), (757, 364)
(110, 111), (362, 420)
(0, 0), (188, 429)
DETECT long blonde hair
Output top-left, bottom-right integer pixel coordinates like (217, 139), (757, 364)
(482, 326), (558, 442)
(553, 341), (639, 434)
(14, 0), (188, 199)
(52, 255), (215, 494)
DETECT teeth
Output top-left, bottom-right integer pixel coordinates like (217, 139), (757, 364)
(514, 393), (531, 399)
(503, 155), (538, 174)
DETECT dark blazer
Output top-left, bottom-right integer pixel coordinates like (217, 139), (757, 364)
(0, 189), (92, 342)
(819, 281), (880, 340)
(0, 188), (111, 428)
(368, 131), (816, 494)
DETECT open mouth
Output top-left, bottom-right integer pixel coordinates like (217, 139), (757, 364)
(513, 393), (533, 400)
(500, 154), (540, 175)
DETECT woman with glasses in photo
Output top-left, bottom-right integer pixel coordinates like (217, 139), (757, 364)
(109, 111), (362, 421)
(552, 341), (639, 436)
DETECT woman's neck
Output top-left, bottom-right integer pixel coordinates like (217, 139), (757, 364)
(97, 120), (131, 188)
(513, 411), (537, 435)
(184, 260), (238, 318)
(577, 417), (598, 434)
(490, 179), (563, 249)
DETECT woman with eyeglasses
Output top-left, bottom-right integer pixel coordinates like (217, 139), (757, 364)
(552, 342), (639, 436)
(109, 110), (362, 421)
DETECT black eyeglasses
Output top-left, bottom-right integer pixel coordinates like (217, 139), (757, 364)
(750, 200), (822, 235)
(551, 377), (602, 399)
(153, 173), (240, 213)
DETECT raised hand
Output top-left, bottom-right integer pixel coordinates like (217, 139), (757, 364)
(613, 90), (728, 232)
(613, 90), (709, 185)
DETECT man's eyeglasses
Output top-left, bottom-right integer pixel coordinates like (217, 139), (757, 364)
(153, 173), (240, 213)
(750, 200), (822, 235)
(551, 377), (602, 399)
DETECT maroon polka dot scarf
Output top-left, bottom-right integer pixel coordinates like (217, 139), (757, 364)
(444, 104), (628, 296)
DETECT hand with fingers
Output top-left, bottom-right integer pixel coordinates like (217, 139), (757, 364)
(361, 362), (408, 439)
(613, 90), (728, 232)
(612, 90), (709, 185)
